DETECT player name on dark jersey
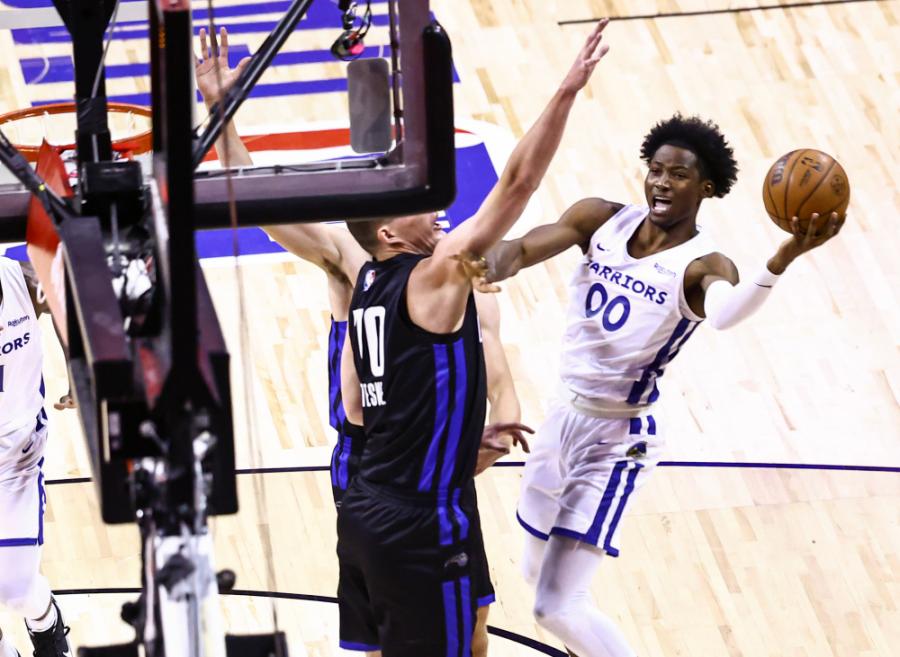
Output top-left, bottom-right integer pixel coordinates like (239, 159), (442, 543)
(348, 253), (487, 495)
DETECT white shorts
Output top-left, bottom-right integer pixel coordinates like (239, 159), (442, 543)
(516, 401), (662, 556)
(0, 411), (49, 548)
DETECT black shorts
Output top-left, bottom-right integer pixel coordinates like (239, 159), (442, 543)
(331, 422), (367, 507)
(337, 478), (492, 655)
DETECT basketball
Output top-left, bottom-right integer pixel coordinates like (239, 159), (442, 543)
(762, 149), (850, 233)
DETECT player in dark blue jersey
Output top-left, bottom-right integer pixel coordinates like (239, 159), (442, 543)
(260, 222), (526, 657)
(197, 25), (534, 656)
(335, 21), (611, 656)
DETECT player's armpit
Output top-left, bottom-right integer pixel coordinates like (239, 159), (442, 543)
(263, 223), (369, 284)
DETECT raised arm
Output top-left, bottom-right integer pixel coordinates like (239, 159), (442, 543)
(408, 20), (612, 333)
(195, 27), (253, 168)
(435, 20), (611, 263)
(264, 223), (370, 287)
(487, 196), (622, 283)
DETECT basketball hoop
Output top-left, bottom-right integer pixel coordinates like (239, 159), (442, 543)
(0, 101), (152, 162)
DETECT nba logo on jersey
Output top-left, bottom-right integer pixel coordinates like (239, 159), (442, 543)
(363, 269), (377, 292)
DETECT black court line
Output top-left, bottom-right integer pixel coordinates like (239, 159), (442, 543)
(559, 0), (885, 25)
(44, 460), (900, 485)
(54, 588), (567, 656)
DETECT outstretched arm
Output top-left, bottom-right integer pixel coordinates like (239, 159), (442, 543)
(435, 20), (610, 262)
(195, 28), (371, 295)
(686, 211), (845, 329)
(195, 27), (253, 168)
(486, 197), (622, 283)
(409, 20), (612, 333)
(264, 223), (370, 288)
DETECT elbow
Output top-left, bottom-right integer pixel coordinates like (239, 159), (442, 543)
(704, 311), (741, 331)
(704, 315), (728, 331)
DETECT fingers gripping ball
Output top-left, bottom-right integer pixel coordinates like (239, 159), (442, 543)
(763, 149), (850, 233)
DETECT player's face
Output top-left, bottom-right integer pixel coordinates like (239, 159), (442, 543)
(387, 212), (443, 254)
(644, 145), (710, 228)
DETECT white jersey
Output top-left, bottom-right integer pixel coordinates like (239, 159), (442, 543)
(559, 204), (714, 409)
(0, 256), (44, 436)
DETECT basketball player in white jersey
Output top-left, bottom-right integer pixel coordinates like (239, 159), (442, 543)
(194, 27), (531, 656)
(0, 255), (73, 657)
(485, 114), (844, 657)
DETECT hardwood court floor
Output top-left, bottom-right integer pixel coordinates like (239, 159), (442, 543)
(0, 0), (898, 655)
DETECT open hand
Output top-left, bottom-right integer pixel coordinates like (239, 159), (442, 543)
(195, 27), (251, 106)
(769, 211), (845, 273)
(451, 251), (501, 293)
(560, 18), (611, 94)
(475, 422), (534, 475)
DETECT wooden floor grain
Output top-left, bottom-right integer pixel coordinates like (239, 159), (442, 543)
(0, 1), (898, 655)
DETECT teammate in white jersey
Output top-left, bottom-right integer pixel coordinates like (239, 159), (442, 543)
(0, 255), (72, 657)
(486, 115), (844, 657)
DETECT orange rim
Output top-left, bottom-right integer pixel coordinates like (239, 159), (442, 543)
(0, 102), (153, 161)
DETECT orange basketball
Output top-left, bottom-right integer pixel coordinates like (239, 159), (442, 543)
(762, 149), (850, 233)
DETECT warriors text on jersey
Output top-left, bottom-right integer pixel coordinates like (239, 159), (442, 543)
(348, 253), (487, 493)
(0, 256), (45, 436)
(560, 204), (714, 408)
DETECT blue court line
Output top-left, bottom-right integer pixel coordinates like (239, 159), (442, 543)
(52, 587), (565, 655)
(489, 461), (900, 473)
(21, 44), (393, 85)
(3, 0), (385, 8)
(12, 0), (391, 44)
(14, 16), (392, 44)
(31, 79), (351, 107)
(658, 461), (900, 472)
(22, 44), (459, 106)
(44, 461), (900, 486)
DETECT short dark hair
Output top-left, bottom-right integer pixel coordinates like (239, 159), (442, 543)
(346, 218), (389, 256)
(640, 114), (738, 197)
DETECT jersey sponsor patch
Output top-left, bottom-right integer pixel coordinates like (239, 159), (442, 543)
(653, 263), (676, 278)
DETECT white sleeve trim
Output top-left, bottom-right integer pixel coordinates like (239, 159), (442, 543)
(703, 266), (781, 330)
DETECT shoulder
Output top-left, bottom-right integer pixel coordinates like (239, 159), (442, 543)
(557, 197), (624, 252)
(560, 197), (623, 228)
